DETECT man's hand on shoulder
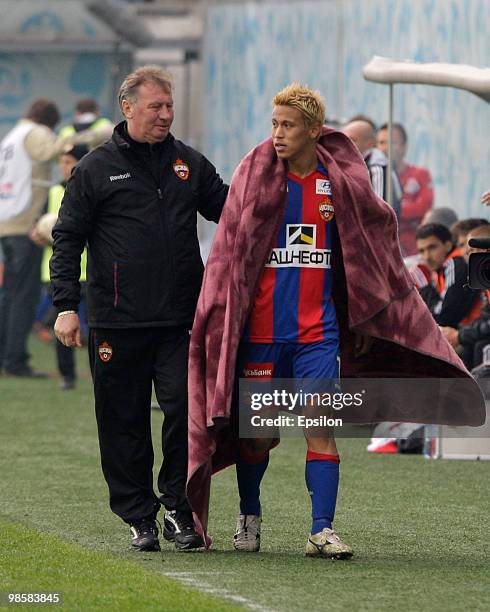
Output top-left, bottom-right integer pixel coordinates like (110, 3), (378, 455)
(54, 312), (82, 348)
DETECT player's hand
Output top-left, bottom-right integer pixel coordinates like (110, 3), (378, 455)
(439, 326), (460, 349)
(54, 313), (82, 348)
(481, 190), (490, 206)
(29, 226), (49, 247)
(354, 333), (373, 357)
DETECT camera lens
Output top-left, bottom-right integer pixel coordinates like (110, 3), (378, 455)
(478, 259), (490, 286)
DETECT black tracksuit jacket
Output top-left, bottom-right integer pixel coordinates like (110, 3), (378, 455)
(50, 122), (228, 328)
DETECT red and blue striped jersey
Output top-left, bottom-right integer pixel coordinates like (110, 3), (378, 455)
(243, 164), (338, 344)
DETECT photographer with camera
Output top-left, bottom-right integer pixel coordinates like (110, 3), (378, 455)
(441, 224), (490, 370)
(450, 218), (489, 261)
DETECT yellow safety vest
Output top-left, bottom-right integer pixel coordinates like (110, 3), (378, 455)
(41, 184), (87, 283)
(59, 117), (112, 140)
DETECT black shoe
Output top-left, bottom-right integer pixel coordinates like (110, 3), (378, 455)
(129, 518), (161, 552)
(4, 366), (49, 378)
(163, 510), (204, 551)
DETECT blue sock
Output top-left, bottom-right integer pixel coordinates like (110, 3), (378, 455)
(305, 451), (340, 535)
(236, 447), (270, 516)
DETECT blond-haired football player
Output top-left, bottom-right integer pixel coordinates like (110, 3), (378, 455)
(233, 84), (355, 559)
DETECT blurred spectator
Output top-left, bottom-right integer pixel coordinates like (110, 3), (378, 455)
(0, 99), (107, 377)
(403, 208), (461, 285)
(421, 206), (458, 228)
(440, 224), (490, 369)
(377, 123), (434, 256)
(31, 144), (90, 389)
(413, 223), (479, 328)
(450, 218), (489, 261)
(0, 241), (4, 286)
(343, 118), (402, 219)
(59, 98), (113, 147)
(347, 114), (377, 130)
(0, 242), (4, 309)
(445, 218), (490, 330)
(32, 288), (53, 344)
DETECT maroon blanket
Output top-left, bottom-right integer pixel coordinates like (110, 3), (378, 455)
(187, 128), (485, 545)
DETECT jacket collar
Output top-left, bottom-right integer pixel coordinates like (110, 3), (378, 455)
(112, 121), (175, 151)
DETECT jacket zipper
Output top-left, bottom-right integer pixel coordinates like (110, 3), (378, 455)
(144, 170), (176, 312)
(113, 261), (119, 307)
(155, 185), (177, 314)
(119, 148), (177, 314)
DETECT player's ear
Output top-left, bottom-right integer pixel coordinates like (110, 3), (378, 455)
(309, 121), (322, 141)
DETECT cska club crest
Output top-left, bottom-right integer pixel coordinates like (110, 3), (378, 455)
(319, 196), (335, 222)
(98, 341), (113, 363)
(173, 159), (190, 180)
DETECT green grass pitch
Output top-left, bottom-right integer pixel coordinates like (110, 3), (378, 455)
(0, 335), (489, 611)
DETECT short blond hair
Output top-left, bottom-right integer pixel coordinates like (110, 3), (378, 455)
(272, 83), (325, 127)
(118, 65), (172, 111)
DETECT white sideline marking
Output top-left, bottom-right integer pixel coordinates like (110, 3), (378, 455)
(162, 571), (274, 611)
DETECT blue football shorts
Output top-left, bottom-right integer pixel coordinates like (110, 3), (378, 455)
(237, 339), (340, 381)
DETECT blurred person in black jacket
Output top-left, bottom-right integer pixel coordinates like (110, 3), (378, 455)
(441, 224), (490, 369)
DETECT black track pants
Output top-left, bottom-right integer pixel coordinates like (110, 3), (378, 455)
(89, 326), (191, 523)
(0, 236), (42, 371)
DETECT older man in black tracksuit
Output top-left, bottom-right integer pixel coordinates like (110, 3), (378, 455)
(51, 66), (228, 552)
